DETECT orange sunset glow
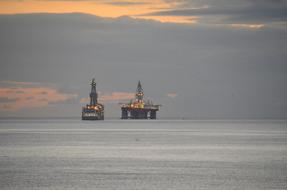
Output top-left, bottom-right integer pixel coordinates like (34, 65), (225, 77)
(0, 87), (77, 110)
(0, 0), (197, 23)
(80, 92), (135, 104)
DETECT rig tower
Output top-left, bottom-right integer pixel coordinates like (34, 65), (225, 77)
(82, 78), (104, 120)
(120, 81), (160, 119)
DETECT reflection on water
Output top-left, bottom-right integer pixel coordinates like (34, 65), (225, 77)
(0, 120), (287, 190)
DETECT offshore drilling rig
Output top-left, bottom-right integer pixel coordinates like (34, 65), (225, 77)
(82, 78), (104, 120)
(120, 81), (160, 119)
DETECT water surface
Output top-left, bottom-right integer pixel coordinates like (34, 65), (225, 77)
(0, 120), (286, 190)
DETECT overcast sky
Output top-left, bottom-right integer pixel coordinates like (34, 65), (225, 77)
(0, 0), (287, 119)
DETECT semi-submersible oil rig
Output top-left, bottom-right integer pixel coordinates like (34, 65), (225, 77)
(82, 79), (160, 120)
(82, 78), (104, 120)
(120, 81), (160, 119)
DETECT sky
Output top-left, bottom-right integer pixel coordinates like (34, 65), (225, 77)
(0, 0), (287, 119)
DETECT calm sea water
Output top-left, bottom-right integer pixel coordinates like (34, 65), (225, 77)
(0, 120), (287, 190)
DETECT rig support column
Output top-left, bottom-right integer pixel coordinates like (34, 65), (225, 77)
(121, 109), (128, 119)
(150, 110), (157, 119)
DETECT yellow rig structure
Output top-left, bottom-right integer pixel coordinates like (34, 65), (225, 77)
(120, 81), (160, 119)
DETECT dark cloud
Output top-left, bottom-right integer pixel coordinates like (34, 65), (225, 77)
(26, 96), (34, 100)
(144, 0), (287, 24)
(39, 91), (48, 95)
(104, 1), (149, 6)
(34, 0), (147, 3)
(0, 97), (18, 103)
(0, 13), (287, 118)
(177, 0), (287, 7)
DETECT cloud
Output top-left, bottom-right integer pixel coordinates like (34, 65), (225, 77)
(34, 0), (147, 3)
(0, 13), (287, 118)
(80, 97), (89, 104)
(142, 0), (287, 25)
(1, 0), (287, 25)
(104, 1), (149, 6)
(167, 93), (177, 98)
(230, 24), (264, 29)
(0, 80), (43, 86)
(138, 15), (198, 24)
(0, 97), (18, 103)
(0, 86), (77, 111)
(100, 92), (134, 102)
(80, 92), (134, 104)
(0, 0), (192, 24)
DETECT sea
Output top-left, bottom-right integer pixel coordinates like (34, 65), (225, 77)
(0, 119), (286, 190)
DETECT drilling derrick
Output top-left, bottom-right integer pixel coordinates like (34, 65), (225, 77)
(90, 79), (98, 106)
(82, 78), (104, 120)
(135, 81), (144, 102)
(120, 81), (160, 119)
